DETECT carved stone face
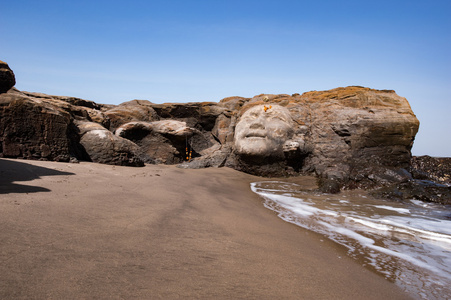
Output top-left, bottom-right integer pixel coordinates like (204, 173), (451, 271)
(234, 105), (294, 158)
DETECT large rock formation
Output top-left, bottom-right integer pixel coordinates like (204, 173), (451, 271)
(0, 89), (72, 162)
(194, 88), (420, 188)
(4, 60), (447, 202)
(0, 86), (419, 177)
(0, 88), (143, 166)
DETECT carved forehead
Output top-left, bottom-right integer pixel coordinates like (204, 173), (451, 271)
(241, 104), (291, 117)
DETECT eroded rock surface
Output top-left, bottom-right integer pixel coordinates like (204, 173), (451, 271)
(0, 85), (420, 180)
(0, 89), (72, 162)
(4, 60), (445, 201)
(115, 120), (195, 164)
(75, 121), (144, 166)
(0, 88), (142, 166)
(104, 100), (159, 131)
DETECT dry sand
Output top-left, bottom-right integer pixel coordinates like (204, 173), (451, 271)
(0, 158), (411, 299)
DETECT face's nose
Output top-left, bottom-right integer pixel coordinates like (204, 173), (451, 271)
(249, 115), (265, 130)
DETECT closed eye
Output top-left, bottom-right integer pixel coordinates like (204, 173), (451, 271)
(269, 115), (287, 122)
(244, 112), (259, 120)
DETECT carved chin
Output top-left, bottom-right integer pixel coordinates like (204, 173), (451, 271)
(235, 138), (280, 157)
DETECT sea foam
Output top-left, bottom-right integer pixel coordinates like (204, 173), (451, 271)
(251, 181), (451, 300)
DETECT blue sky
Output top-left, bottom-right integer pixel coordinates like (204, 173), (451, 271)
(1, 0), (450, 156)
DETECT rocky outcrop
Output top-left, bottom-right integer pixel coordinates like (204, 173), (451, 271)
(115, 120), (195, 164)
(411, 156), (451, 185)
(5, 60), (444, 201)
(104, 100), (159, 131)
(301, 87), (419, 189)
(0, 88), (142, 166)
(0, 85), (420, 180)
(387, 156), (451, 204)
(0, 89), (72, 162)
(0, 60), (15, 93)
(187, 88), (420, 188)
(75, 121), (144, 166)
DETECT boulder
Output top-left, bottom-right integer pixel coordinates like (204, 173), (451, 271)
(150, 120), (194, 137)
(115, 120), (218, 164)
(295, 87), (418, 185)
(0, 89), (72, 161)
(104, 100), (159, 131)
(0, 60), (15, 93)
(114, 121), (189, 164)
(76, 121), (143, 167)
(115, 121), (154, 142)
(149, 102), (225, 131)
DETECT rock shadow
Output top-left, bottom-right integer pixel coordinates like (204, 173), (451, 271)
(0, 159), (75, 194)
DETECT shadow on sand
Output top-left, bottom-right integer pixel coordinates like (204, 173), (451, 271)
(0, 159), (75, 194)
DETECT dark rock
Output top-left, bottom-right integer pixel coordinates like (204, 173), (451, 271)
(224, 151), (299, 177)
(370, 180), (451, 205)
(370, 185), (404, 200)
(134, 132), (183, 164)
(411, 156), (451, 185)
(76, 121), (143, 167)
(380, 156), (451, 204)
(180, 145), (230, 169)
(318, 178), (341, 194)
(115, 120), (194, 164)
(400, 180), (451, 204)
(0, 91), (71, 161)
(0, 60), (15, 93)
(115, 122), (154, 142)
(346, 166), (413, 190)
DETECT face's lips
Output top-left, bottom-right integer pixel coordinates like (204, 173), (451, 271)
(245, 131), (266, 138)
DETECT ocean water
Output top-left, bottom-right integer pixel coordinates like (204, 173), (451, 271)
(251, 181), (451, 300)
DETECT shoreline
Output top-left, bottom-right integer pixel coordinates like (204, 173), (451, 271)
(0, 158), (411, 299)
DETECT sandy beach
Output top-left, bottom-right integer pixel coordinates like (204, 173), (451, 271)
(0, 158), (411, 299)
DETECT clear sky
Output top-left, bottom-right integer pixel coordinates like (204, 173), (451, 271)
(1, 0), (450, 156)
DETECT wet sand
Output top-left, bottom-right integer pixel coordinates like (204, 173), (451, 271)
(0, 158), (411, 299)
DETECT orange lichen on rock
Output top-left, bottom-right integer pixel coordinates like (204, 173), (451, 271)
(298, 86), (411, 111)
